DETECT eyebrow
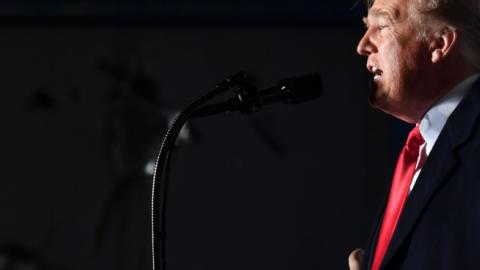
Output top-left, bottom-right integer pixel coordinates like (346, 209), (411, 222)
(362, 17), (369, 27)
(363, 7), (400, 26)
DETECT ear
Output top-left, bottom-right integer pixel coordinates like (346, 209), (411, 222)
(430, 27), (458, 63)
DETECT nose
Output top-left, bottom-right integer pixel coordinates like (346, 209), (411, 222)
(356, 30), (376, 56)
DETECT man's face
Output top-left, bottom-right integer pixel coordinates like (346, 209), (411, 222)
(357, 0), (433, 123)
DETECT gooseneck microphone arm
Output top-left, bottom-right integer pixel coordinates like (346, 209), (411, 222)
(151, 72), (322, 270)
(151, 72), (248, 270)
(191, 72), (322, 118)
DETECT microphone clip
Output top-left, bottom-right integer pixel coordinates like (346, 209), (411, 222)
(234, 81), (262, 115)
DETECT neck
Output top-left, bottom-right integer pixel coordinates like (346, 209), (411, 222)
(412, 60), (477, 123)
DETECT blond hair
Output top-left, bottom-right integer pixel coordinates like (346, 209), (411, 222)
(366, 0), (480, 70)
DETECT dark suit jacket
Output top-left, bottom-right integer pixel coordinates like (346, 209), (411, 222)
(362, 76), (480, 270)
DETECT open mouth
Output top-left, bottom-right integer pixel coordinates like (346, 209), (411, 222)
(372, 66), (383, 81)
(367, 64), (383, 81)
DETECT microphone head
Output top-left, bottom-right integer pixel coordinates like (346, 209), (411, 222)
(278, 72), (323, 104)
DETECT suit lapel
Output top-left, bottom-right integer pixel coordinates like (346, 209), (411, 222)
(380, 77), (480, 269)
(380, 137), (458, 268)
(362, 195), (387, 270)
(362, 161), (399, 270)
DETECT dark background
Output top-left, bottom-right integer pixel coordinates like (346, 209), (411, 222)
(0, 1), (409, 269)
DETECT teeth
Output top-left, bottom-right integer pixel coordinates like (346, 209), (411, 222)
(370, 66), (382, 80)
(371, 66), (382, 79)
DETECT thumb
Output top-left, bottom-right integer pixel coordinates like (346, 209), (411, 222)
(348, 248), (364, 270)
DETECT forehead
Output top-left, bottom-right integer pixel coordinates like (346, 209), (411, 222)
(367, 0), (408, 21)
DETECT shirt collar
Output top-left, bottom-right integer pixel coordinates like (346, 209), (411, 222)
(419, 73), (480, 155)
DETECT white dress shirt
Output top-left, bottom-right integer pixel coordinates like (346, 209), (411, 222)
(409, 73), (480, 192)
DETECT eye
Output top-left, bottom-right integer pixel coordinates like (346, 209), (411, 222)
(378, 24), (389, 30)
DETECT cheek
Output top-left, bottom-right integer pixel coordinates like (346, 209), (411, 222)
(380, 43), (403, 87)
(384, 40), (402, 69)
(382, 40), (414, 86)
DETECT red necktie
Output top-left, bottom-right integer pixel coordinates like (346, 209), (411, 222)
(371, 126), (425, 270)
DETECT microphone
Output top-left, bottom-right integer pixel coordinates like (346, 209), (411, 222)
(191, 72), (322, 118)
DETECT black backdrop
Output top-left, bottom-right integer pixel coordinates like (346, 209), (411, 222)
(0, 1), (365, 23)
(0, 2), (402, 269)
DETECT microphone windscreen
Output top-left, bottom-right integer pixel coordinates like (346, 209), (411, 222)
(279, 72), (323, 104)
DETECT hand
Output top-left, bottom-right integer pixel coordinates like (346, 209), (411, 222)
(348, 248), (364, 270)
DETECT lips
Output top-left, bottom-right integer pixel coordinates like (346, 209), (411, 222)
(367, 63), (383, 81)
(372, 67), (383, 80)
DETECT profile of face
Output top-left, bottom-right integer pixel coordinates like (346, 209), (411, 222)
(357, 0), (434, 123)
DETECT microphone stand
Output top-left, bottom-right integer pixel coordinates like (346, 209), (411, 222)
(151, 72), (250, 270)
(151, 71), (322, 270)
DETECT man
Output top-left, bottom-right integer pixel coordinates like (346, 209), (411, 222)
(350, 0), (480, 269)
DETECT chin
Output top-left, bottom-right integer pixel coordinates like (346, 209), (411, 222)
(367, 82), (386, 109)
